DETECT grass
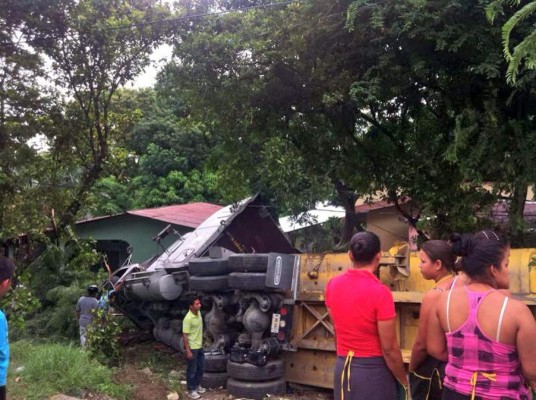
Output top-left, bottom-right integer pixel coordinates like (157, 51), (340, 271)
(8, 340), (132, 400)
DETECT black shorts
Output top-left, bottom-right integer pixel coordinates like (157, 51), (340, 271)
(410, 356), (445, 400)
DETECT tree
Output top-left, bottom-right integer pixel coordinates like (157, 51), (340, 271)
(20, 0), (172, 231)
(84, 87), (227, 215)
(166, 0), (360, 242)
(0, 0), (52, 238)
(167, 0), (536, 243)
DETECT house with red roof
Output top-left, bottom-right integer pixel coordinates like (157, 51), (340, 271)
(74, 202), (222, 267)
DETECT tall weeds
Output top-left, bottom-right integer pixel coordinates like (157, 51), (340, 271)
(8, 340), (131, 400)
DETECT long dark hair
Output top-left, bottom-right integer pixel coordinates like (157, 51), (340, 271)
(349, 231), (381, 264)
(450, 230), (509, 282)
(421, 240), (456, 272)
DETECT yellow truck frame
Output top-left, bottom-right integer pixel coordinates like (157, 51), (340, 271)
(282, 245), (536, 389)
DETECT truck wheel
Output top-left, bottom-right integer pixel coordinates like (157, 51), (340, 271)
(204, 352), (230, 372)
(227, 377), (286, 399)
(228, 272), (266, 291)
(227, 359), (285, 381)
(200, 371), (228, 389)
(228, 254), (269, 272)
(190, 275), (229, 292)
(188, 258), (229, 276)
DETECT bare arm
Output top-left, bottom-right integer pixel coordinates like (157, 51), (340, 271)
(182, 332), (193, 360)
(409, 290), (438, 371)
(515, 303), (536, 382)
(114, 280), (124, 291)
(378, 318), (408, 387)
(426, 302), (448, 362)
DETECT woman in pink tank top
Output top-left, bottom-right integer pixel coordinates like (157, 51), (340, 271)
(427, 230), (536, 399)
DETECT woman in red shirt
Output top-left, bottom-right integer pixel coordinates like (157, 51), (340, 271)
(326, 231), (408, 400)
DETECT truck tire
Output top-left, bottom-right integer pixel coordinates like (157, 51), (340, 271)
(190, 275), (229, 292)
(228, 272), (266, 291)
(188, 258), (229, 276)
(204, 352), (230, 372)
(228, 254), (269, 272)
(227, 359), (285, 381)
(227, 377), (286, 399)
(200, 371), (228, 389)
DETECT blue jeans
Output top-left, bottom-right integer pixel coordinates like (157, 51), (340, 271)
(186, 348), (205, 391)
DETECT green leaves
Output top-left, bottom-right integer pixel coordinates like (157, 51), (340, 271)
(487, 0), (536, 83)
(86, 307), (123, 367)
(16, 0), (173, 230)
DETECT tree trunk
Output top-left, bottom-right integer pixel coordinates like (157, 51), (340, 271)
(332, 178), (361, 248)
(58, 162), (104, 235)
(509, 180), (528, 247)
(391, 195), (428, 243)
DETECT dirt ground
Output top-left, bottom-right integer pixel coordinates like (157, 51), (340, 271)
(85, 340), (333, 400)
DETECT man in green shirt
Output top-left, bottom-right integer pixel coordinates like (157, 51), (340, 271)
(182, 293), (206, 399)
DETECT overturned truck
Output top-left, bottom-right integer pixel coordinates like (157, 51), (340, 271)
(110, 196), (536, 398)
(111, 196), (298, 398)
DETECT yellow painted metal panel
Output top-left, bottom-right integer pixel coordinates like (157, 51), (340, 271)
(282, 350), (336, 389)
(530, 265), (536, 294)
(286, 247), (536, 389)
(507, 248), (535, 294)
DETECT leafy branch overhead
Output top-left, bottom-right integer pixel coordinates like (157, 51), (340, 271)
(18, 0), (172, 232)
(487, 0), (536, 83)
(165, 0), (536, 241)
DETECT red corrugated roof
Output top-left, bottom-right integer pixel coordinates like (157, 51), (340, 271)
(77, 202), (223, 228)
(128, 203), (223, 228)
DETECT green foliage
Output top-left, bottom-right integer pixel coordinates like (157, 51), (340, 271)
(289, 217), (345, 253)
(86, 308), (123, 367)
(8, 340), (131, 400)
(18, 283), (86, 341)
(86, 176), (133, 215)
(27, 236), (101, 300)
(487, 0), (536, 83)
(167, 0), (354, 224)
(0, 0), (54, 239)
(162, 0), (536, 243)
(0, 0), (173, 236)
(11, 234), (106, 340)
(0, 272), (41, 332)
(84, 87), (227, 215)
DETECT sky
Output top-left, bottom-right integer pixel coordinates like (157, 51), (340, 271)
(131, 43), (173, 88)
(131, 0), (174, 88)
(28, 42), (173, 151)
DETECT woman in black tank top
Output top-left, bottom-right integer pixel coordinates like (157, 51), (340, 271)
(409, 240), (458, 400)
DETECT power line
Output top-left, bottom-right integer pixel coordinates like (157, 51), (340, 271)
(0, 0), (303, 48)
(105, 0), (303, 31)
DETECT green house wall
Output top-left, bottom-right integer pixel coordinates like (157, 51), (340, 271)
(74, 214), (192, 266)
